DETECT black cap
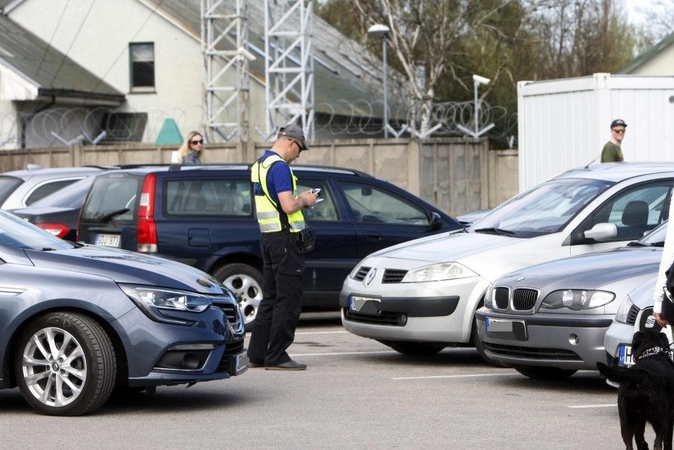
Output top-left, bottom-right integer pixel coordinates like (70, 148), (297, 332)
(610, 119), (627, 129)
(279, 124), (308, 150)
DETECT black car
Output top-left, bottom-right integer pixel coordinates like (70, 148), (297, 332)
(10, 176), (98, 241)
(77, 164), (463, 328)
(0, 209), (247, 416)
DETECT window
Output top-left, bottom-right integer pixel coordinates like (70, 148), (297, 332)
(339, 181), (428, 225)
(129, 43), (155, 90)
(296, 181), (338, 222)
(166, 179), (251, 217)
(25, 179), (83, 206)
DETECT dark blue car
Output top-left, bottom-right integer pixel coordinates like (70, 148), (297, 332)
(0, 210), (247, 416)
(76, 164), (463, 328)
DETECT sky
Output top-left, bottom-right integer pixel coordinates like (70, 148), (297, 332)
(625, 0), (659, 24)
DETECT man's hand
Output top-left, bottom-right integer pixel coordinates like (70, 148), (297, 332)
(655, 312), (670, 328)
(300, 190), (318, 208)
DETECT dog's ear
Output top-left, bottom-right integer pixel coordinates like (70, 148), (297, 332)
(657, 332), (670, 348)
(632, 331), (645, 348)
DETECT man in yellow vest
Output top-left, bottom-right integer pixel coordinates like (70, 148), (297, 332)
(247, 124), (318, 370)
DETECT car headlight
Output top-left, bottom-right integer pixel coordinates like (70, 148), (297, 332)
(540, 289), (615, 311)
(402, 262), (477, 283)
(120, 284), (213, 324)
(614, 296), (636, 324)
(483, 283), (495, 309)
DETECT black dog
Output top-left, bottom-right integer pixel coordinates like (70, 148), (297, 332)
(598, 330), (674, 450)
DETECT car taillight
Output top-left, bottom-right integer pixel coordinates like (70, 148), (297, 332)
(36, 223), (69, 239)
(137, 173), (157, 252)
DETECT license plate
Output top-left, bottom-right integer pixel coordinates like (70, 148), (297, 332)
(619, 345), (634, 367)
(349, 295), (380, 313)
(485, 317), (527, 340)
(96, 233), (121, 247)
(231, 351), (249, 376)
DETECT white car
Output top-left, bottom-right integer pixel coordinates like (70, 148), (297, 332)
(340, 162), (674, 362)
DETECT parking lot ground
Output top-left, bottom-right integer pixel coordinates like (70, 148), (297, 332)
(0, 312), (653, 449)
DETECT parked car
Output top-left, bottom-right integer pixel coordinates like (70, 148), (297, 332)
(604, 275), (665, 369)
(10, 175), (98, 241)
(0, 165), (110, 210)
(0, 208), (247, 416)
(76, 164), (463, 328)
(474, 221), (666, 379)
(340, 162), (674, 362)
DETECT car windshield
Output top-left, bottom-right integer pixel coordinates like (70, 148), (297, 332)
(473, 178), (613, 238)
(27, 176), (95, 209)
(0, 209), (72, 250)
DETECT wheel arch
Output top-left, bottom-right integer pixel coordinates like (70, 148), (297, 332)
(207, 251), (263, 277)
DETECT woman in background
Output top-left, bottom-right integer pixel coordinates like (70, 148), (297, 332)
(178, 131), (204, 164)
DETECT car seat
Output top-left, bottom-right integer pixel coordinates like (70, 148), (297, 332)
(621, 200), (650, 239)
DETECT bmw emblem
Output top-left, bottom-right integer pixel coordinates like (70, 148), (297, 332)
(365, 268), (377, 285)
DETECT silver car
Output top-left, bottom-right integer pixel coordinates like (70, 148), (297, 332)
(341, 163), (674, 361)
(475, 222), (666, 379)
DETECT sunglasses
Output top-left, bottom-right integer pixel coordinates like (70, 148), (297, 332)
(612, 129), (625, 134)
(190, 139), (203, 145)
(290, 139), (304, 152)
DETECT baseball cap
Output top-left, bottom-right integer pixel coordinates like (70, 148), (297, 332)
(279, 124), (308, 150)
(610, 119), (627, 129)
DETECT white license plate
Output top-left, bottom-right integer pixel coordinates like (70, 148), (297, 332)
(349, 295), (380, 312)
(95, 233), (121, 247)
(233, 352), (249, 375)
(486, 317), (513, 333)
(619, 345), (634, 367)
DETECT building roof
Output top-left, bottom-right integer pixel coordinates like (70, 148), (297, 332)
(618, 32), (674, 74)
(0, 14), (124, 103)
(142, 0), (390, 118)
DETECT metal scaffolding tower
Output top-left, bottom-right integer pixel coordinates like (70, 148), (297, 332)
(264, 0), (314, 139)
(201, 0), (252, 142)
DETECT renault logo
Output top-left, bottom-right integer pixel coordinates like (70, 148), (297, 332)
(365, 268), (377, 285)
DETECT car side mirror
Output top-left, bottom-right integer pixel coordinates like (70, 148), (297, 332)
(428, 211), (442, 231)
(583, 222), (617, 242)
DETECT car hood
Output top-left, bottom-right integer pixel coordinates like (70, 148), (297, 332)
(373, 231), (518, 263)
(24, 245), (226, 295)
(497, 246), (662, 290)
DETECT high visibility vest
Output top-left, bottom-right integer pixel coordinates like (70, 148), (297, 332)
(251, 154), (306, 233)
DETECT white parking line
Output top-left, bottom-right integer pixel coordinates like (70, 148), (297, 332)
(567, 404), (616, 409)
(392, 373), (519, 380)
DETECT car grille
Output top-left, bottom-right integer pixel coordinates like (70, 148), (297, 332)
(354, 266), (371, 281)
(382, 269), (407, 284)
(513, 289), (538, 311)
(494, 287), (509, 309)
(343, 308), (402, 326)
(484, 342), (581, 361)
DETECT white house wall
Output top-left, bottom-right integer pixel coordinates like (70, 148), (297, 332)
(518, 73), (674, 191)
(7, 0), (267, 144)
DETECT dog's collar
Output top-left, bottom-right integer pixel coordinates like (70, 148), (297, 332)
(636, 346), (667, 361)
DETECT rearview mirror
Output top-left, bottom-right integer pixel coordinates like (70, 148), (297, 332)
(583, 223), (617, 242)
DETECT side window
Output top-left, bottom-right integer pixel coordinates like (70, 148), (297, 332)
(166, 179), (251, 216)
(592, 183), (672, 240)
(129, 42), (155, 91)
(81, 178), (138, 221)
(25, 179), (80, 206)
(296, 181), (338, 222)
(339, 181), (428, 225)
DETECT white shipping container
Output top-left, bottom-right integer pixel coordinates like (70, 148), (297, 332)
(517, 73), (674, 190)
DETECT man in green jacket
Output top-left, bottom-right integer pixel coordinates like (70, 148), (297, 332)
(601, 119), (626, 163)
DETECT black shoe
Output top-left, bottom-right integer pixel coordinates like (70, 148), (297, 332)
(265, 360), (306, 371)
(248, 361), (264, 368)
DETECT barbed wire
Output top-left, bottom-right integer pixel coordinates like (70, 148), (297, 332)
(0, 100), (517, 149)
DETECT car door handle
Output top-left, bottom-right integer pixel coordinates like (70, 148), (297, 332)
(365, 233), (382, 240)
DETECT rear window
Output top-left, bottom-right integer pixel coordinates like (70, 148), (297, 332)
(165, 178), (251, 216)
(28, 177), (95, 209)
(0, 176), (23, 206)
(81, 176), (139, 221)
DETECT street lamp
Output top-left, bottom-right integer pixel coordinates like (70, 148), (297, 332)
(457, 74), (495, 138)
(368, 24), (390, 138)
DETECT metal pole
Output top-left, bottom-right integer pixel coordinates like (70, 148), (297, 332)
(383, 35), (388, 139)
(474, 80), (479, 135)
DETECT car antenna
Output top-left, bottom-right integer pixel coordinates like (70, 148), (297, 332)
(584, 157), (598, 168)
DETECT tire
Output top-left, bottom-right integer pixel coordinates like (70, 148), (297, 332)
(514, 366), (577, 380)
(213, 263), (263, 331)
(383, 340), (445, 356)
(471, 319), (506, 367)
(14, 312), (117, 416)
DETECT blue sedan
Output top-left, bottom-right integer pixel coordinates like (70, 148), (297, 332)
(0, 210), (247, 415)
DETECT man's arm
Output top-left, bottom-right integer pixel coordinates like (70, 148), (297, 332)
(278, 190), (317, 214)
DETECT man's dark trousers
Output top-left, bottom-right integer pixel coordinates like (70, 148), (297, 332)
(247, 231), (304, 366)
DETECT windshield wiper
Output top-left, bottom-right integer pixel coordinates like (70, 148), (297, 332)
(96, 208), (129, 223)
(628, 241), (665, 247)
(473, 227), (517, 237)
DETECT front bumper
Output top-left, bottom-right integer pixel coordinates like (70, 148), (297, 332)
(116, 306), (248, 387)
(475, 308), (613, 370)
